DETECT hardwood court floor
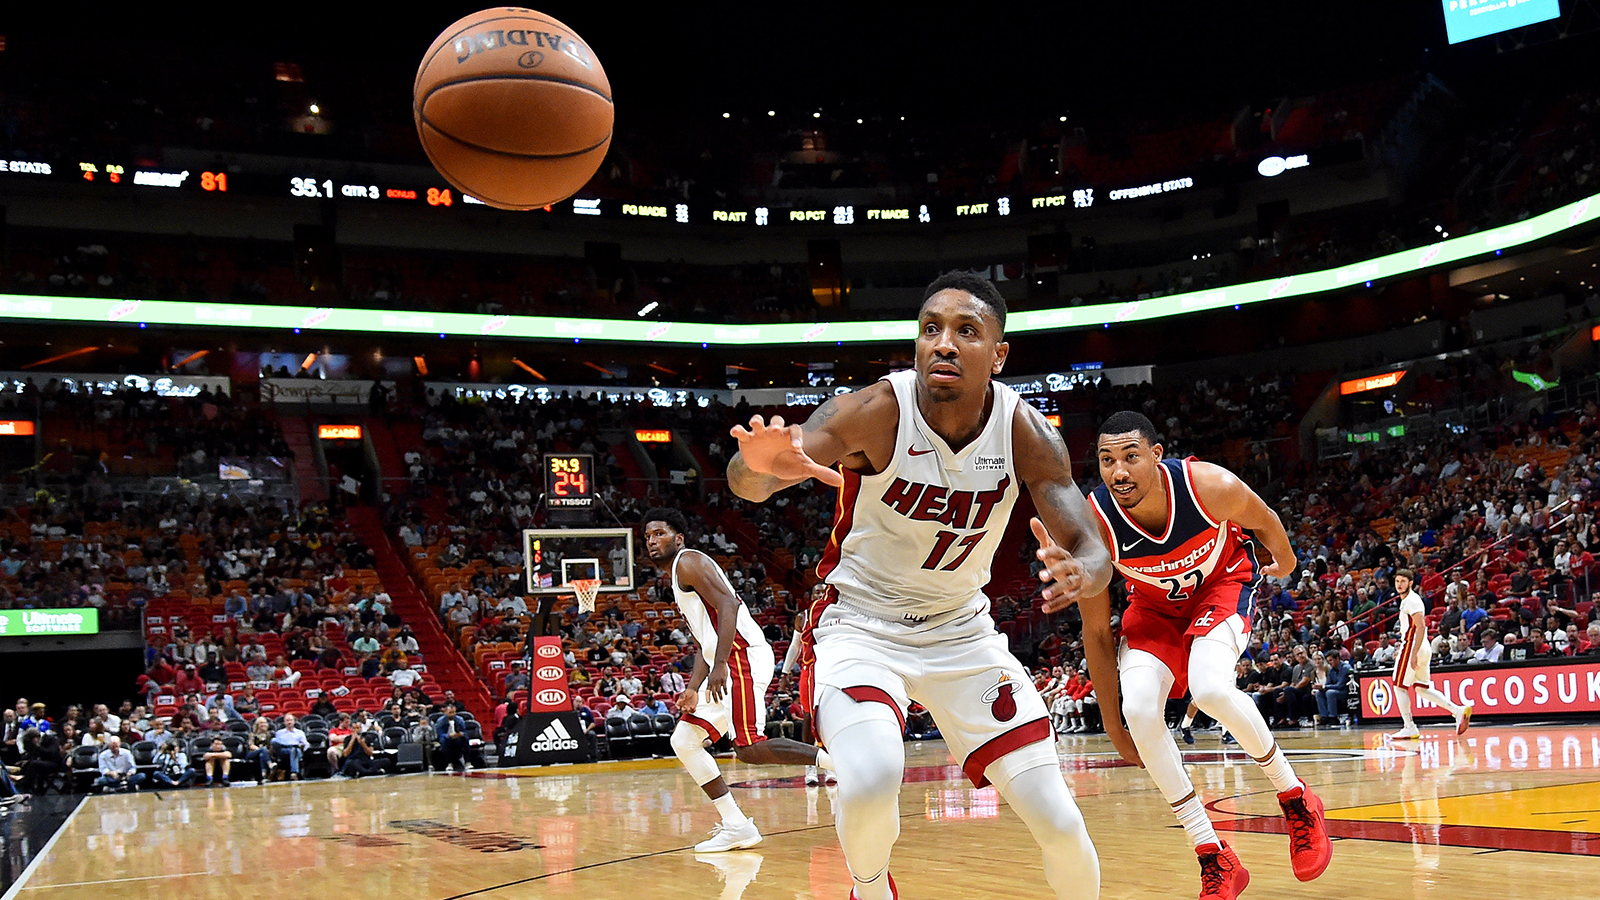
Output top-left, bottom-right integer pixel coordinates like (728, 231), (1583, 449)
(10, 724), (1600, 899)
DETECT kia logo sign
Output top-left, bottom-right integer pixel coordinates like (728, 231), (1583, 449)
(536, 644), (560, 658)
(536, 688), (568, 705)
(536, 666), (565, 680)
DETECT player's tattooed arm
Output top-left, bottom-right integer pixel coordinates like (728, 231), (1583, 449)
(727, 384), (890, 502)
(1013, 402), (1114, 610)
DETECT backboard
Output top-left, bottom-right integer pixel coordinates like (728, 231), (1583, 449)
(522, 527), (635, 595)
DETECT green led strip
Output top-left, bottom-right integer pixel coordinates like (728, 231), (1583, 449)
(0, 193), (1594, 345)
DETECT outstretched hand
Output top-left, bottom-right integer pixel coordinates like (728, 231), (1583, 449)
(1032, 517), (1088, 613)
(729, 415), (844, 487)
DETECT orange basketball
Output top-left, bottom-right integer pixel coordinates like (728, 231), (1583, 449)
(413, 8), (612, 210)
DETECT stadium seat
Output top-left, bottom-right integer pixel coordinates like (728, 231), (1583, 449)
(604, 719), (633, 758)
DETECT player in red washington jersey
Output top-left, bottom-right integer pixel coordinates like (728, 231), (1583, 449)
(728, 272), (1121, 900)
(1086, 411), (1331, 899)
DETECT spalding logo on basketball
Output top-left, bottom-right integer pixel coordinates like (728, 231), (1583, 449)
(536, 644), (561, 658)
(536, 666), (564, 681)
(981, 672), (1018, 722)
(1367, 679), (1393, 716)
(536, 688), (568, 706)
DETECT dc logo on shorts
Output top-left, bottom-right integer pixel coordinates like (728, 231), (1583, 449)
(981, 672), (1017, 722)
(1368, 679), (1393, 716)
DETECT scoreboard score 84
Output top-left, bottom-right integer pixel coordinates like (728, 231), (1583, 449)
(545, 453), (595, 510)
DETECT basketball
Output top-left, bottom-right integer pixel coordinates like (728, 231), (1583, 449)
(413, 8), (612, 210)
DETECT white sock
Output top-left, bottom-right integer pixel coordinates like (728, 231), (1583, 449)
(1396, 686), (1417, 730)
(1416, 685), (1462, 717)
(1172, 792), (1219, 848)
(816, 748), (834, 771)
(852, 867), (893, 900)
(1255, 745), (1300, 794)
(712, 792), (747, 826)
(1180, 713), (1195, 729)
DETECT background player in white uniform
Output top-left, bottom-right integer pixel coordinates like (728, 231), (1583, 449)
(729, 272), (1118, 900)
(1390, 568), (1472, 739)
(784, 584), (835, 785)
(642, 508), (831, 852)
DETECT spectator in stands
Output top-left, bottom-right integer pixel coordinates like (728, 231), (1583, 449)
(337, 730), (382, 779)
(434, 704), (470, 773)
(503, 662), (530, 694)
(198, 737), (232, 786)
(1254, 651), (1291, 727)
(390, 660), (422, 689)
(271, 714), (310, 781)
(617, 670), (643, 697)
(1472, 630), (1505, 664)
(150, 740), (196, 789)
(94, 736), (144, 793)
(1276, 645), (1318, 727)
(19, 703), (49, 735)
(17, 728), (64, 794)
(1461, 595), (1489, 635)
(1372, 635), (1399, 668)
(1316, 652), (1352, 726)
(1581, 623), (1600, 655)
(380, 641), (408, 673)
(659, 666), (687, 695)
(765, 693), (797, 739)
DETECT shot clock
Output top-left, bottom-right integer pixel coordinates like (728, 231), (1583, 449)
(544, 453), (595, 511)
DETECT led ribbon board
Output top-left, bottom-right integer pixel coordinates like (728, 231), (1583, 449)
(0, 609), (99, 636)
(0, 193), (1594, 346)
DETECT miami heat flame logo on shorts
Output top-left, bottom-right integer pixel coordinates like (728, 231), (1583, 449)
(981, 672), (1018, 722)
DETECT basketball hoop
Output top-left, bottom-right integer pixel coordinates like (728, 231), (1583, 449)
(569, 578), (602, 614)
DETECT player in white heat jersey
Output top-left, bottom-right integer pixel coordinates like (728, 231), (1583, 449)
(642, 508), (831, 854)
(729, 273), (1119, 900)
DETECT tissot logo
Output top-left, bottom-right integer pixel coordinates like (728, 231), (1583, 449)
(535, 689), (567, 706)
(535, 666), (564, 680)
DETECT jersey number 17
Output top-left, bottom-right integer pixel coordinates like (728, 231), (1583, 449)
(922, 530), (988, 571)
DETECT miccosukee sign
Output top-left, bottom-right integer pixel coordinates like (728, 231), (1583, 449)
(0, 609), (99, 636)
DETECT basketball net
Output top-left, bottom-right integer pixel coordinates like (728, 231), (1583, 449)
(570, 578), (602, 614)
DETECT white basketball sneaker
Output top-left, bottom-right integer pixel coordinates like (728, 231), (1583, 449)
(1390, 725), (1422, 740)
(694, 818), (763, 852)
(805, 766), (820, 786)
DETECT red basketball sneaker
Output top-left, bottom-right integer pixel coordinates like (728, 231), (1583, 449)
(1277, 782), (1333, 881)
(849, 873), (898, 900)
(1195, 841), (1249, 899)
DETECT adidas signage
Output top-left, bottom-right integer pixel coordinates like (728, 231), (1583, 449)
(510, 711), (590, 765)
(529, 719), (580, 753)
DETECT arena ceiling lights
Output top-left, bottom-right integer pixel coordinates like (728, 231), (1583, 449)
(0, 191), (1595, 347)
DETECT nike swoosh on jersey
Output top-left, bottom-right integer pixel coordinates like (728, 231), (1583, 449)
(1120, 539), (1141, 552)
(1225, 558), (1246, 573)
(908, 447), (936, 456)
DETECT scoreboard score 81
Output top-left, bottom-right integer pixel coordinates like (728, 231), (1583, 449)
(545, 453), (595, 510)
